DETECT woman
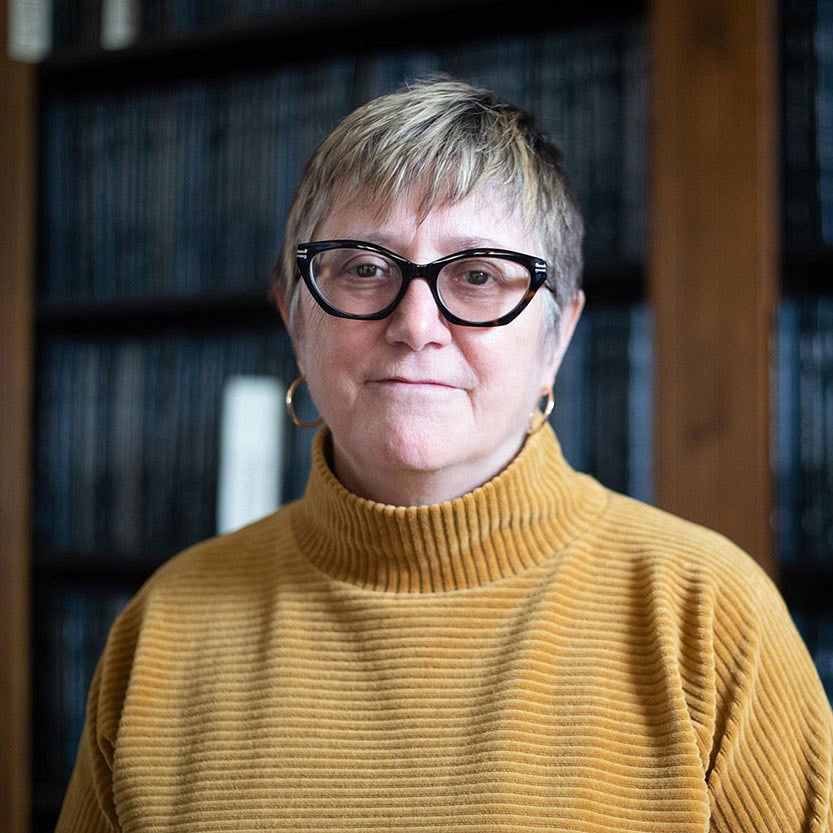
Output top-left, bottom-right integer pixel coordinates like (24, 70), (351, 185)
(58, 79), (832, 832)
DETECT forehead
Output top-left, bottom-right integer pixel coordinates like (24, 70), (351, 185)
(312, 186), (543, 256)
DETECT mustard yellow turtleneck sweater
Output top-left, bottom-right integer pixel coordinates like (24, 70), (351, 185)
(57, 425), (833, 833)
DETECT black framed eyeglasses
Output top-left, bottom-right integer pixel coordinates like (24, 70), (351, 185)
(296, 240), (553, 327)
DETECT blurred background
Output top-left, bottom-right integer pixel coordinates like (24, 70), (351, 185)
(0, 0), (830, 830)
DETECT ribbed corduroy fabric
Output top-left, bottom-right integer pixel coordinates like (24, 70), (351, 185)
(57, 426), (833, 833)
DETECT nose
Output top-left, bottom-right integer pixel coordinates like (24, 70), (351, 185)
(384, 277), (452, 350)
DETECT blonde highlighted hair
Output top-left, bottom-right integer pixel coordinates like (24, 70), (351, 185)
(272, 77), (584, 330)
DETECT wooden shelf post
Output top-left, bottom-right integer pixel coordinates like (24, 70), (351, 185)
(0, 0), (35, 828)
(649, 0), (779, 577)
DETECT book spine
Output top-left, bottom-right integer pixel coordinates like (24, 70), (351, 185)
(7, 0), (52, 61)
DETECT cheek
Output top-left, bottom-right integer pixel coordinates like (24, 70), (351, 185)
(292, 328), (342, 421)
(292, 304), (374, 402)
(290, 299), (335, 377)
(463, 329), (546, 408)
(294, 330), (334, 390)
(493, 308), (556, 391)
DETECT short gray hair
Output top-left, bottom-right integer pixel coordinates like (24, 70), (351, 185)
(272, 77), (584, 332)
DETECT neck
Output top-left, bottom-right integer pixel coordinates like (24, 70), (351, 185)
(294, 424), (609, 593)
(330, 432), (528, 507)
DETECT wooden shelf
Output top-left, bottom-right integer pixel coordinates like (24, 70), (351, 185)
(0, 5), (35, 830)
(39, 0), (644, 93)
(650, 0), (779, 578)
(33, 555), (163, 591)
(36, 290), (279, 334)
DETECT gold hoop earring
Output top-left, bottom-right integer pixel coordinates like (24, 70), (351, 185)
(527, 386), (555, 435)
(286, 375), (323, 429)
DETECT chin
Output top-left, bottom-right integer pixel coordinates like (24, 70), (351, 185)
(380, 428), (518, 487)
(375, 424), (458, 473)
(331, 411), (526, 502)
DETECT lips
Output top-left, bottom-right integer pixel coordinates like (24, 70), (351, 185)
(367, 365), (474, 390)
(380, 376), (453, 387)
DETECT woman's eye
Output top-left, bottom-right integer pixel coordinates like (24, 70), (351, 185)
(340, 256), (392, 279)
(353, 262), (383, 278)
(461, 270), (493, 286)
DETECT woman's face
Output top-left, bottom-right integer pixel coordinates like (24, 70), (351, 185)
(283, 189), (582, 506)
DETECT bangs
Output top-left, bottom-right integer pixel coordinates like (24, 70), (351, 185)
(306, 83), (548, 228)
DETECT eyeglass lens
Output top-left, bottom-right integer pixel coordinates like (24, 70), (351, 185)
(308, 247), (533, 324)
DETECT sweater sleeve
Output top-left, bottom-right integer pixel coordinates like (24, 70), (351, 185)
(55, 582), (149, 833)
(54, 665), (120, 833)
(706, 565), (833, 832)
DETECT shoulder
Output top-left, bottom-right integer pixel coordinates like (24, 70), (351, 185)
(585, 488), (805, 683)
(139, 502), (301, 602)
(593, 489), (830, 725)
(596, 489), (779, 604)
(88, 506), (303, 738)
(100, 504), (303, 683)
(593, 491), (833, 778)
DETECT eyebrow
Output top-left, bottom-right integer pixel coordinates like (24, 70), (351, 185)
(356, 232), (510, 255)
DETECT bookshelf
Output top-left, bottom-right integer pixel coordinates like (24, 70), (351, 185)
(1, 0), (830, 831)
(775, 0), (833, 689)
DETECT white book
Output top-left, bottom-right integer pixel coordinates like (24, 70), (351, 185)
(217, 375), (285, 535)
(101, 0), (139, 50)
(7, 0), (51, 62)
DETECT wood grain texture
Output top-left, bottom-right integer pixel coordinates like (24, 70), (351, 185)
(0, 0), (35, 828)
(649, 0), (779, 577)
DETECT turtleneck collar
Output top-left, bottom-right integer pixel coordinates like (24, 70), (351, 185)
(289, 424), (608, 593)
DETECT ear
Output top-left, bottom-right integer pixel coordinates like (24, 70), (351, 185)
(559, 290), (585, 352)
(275, 285), (291, 330)
(543, 290), (585, 383)
(274, 285), (305, 375)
